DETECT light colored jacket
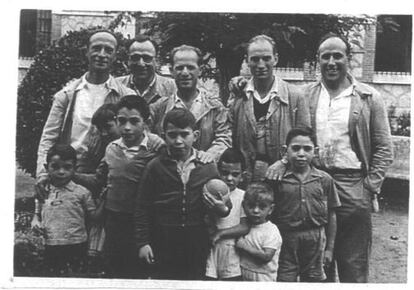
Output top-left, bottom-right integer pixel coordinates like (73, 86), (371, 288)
(228, 75), (310, 176)
(307, 75), (393, 193)
(150, 88), (232, 159)
(116, 73), (176, 105)
(36, 74), (134, 177)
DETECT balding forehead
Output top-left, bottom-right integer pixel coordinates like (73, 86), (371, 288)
(318, 37), (348, 54)
(89, 31), (118, 45)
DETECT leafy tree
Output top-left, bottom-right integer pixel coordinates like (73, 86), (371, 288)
(16, 27), (129, 177)
(142, 12), (374, 103)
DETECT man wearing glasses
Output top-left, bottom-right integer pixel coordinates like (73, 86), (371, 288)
(116, 35), (176, 105)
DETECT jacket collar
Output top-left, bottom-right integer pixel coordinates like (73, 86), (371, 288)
(73, 72), (119, 93)
(243, 75), (289, 105)
(169, 88), (219, 122)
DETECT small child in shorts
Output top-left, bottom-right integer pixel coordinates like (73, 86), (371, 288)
(269, 127), (341, 282)
(236, 182), (282, 281)
(205, 148), (250, 281)
(31, 144), (104, 276)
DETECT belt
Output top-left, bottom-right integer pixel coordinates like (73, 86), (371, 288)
(326, 168), (363, 176)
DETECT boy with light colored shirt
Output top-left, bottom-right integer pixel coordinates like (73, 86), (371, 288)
(236, 182), (282, 281)
(205, 148), (249, 280)
(74, 95), (160, 279)
(31, 144), (103, 276)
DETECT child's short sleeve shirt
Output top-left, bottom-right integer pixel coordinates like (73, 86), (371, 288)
(215, 188), (246, 231)
(41, 181), (95, 245)
(239, 221), (282, 275)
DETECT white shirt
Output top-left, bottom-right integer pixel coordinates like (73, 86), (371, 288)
(316, 83), (362, 169)
(215, 188), (246, 232)
(239, 221), (282, 274)
(71, 75), (112, 153)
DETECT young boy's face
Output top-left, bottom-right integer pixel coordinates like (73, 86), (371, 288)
(164, 122), (197, 160)
(286, 135), (315, 171)
(117, 108), (146, 147)
(98, 120), (120, 143)
(243, 194), (274, 225)
(47, 155), (75, 187)
(219, 161), (243, 192)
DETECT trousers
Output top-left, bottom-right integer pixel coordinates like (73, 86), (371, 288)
(325, 172), (372, 283)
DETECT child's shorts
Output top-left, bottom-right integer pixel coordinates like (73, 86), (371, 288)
(205, 240), (241, 279)
(241, 267), (277, 281)
(278, 226), (326, 282)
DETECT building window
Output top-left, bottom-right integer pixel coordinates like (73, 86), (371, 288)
(375, 15), (412, 73)
(19, 9), (51, 57)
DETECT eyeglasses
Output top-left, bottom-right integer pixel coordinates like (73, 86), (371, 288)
(166, 131), (191, 139)
(249, 55), (273, 63)
(129, 54), (154, 63)
(290, 145), (314, 152)
(116, 116), (142, 125)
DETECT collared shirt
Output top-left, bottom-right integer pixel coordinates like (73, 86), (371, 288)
(118, 73), (176, 104)
(245, 76), (279, 104)
(175, 149), (198, 186)
(112, 135), (149, 159)
(271, 166), (341, 231)
(171, 91), (206, 121)
(316, 82), (362, 170)
(127, 74), (156, 98)
(71, 74), (113, 154)
(41, 181), (95, 245)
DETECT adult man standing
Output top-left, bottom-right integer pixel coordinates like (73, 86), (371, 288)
(116, 35), (176, 105)
(150, 45), (231, 162)
(267, 33), (393, 282)
(228, 35), (310, 181)
(36, 30), (134, 188)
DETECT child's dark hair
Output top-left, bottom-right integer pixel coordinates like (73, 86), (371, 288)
(162, 108), (196, 131)
(46, 144), (77, 165)
(91, 103), (117, 129)
(244, 182), (274, 204)
(116, 95), (150, 121)
(218, 148), (246, 171)
(285, 127), (316, 146)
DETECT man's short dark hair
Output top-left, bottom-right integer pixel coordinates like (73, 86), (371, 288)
(218, 148), (246, 171)
(46, 144), (77, 165)
(91, 103), (117, 129)
(247, 34), (278, 55)
(162, 108), (196, 131)
(127, 34), (158, 53)
(170, 45), (203, 66)
(87, 29), (118, 48)
(285, 127), (317, 147)
(244, 181), (274, 205)
(317, 32), (351, 56)
(116, 95), (150, 121)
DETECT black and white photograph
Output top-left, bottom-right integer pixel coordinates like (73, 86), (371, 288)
(2, 0), (412, 289)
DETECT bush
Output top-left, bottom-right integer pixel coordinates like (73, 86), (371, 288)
(16, 27), (129, 177)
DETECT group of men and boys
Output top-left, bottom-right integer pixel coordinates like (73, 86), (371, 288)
(31, 29), (393, 283)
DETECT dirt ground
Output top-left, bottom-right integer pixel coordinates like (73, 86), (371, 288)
(14, 169), (409, 283)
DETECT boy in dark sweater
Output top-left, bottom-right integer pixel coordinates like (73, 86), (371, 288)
(135, 108), (231, 280)
(75, 95), (161, 278)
